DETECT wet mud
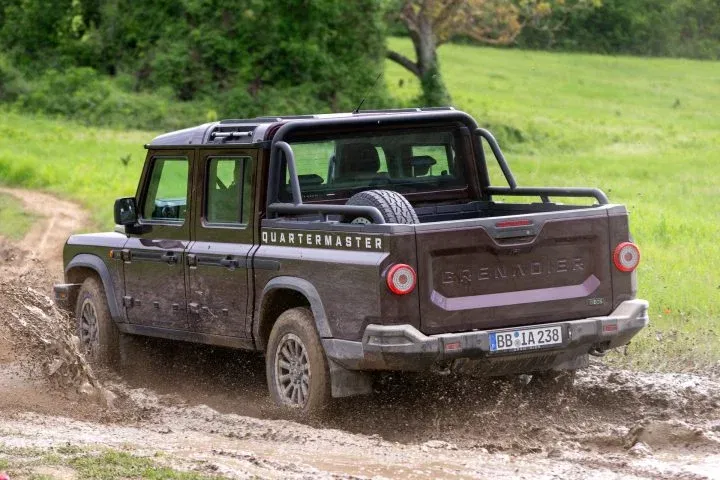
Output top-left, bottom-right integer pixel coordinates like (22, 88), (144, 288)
(0, 188), (718, 479)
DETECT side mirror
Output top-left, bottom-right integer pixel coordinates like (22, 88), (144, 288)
(114, 197), (138, 226)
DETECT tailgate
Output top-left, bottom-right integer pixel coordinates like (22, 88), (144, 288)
(415, 208), (613, 335)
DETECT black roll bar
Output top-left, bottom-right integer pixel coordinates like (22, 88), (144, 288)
(267, 203), (387, 224)
(474, 128), (609, 205)
(268, 141), (386, 223)
(476, 128), (517, 189)
(275, 142), (303, 206)
(265, 111), (481, 223)
(485, 186), (610, 205)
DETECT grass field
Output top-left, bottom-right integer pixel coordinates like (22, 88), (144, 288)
(0, 111), (151, 228)
(0, 40), (718, 369)
(386, 38), (720, 369)
(0, 193), (36, 240)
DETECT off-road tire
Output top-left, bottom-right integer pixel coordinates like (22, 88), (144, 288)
(344, 189), (419, 224)
(266, 307), (331, 414)
(75, 276), (120, 366)
(531, 369), (576, 391)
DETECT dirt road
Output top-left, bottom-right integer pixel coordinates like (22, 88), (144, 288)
(0, 188), (719, 479)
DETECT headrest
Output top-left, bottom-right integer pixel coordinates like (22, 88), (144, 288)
(409, 155), (437, 176)
(298, 174), (324, 186)
(338, 143), (380, 176)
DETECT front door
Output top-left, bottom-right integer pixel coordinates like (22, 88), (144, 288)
(186, 150), (256, 337)
(123, 151), (193, 331)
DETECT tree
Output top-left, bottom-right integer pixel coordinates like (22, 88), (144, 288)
(387, 0), (601, 106)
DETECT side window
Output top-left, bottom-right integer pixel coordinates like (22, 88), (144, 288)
(142, 157), (188, 222)
(206, 157), (247, 224)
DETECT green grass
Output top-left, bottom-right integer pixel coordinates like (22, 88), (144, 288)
(0, 41), (718, 369)
(386, 38), (720, 369)
(0, 192), (36, 240)
(0, 110), (154, 227)
(0, 444), (220, 480)
(69, 450), (216, 480)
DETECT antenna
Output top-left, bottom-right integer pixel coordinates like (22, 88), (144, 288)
(353, 72), (383, 114)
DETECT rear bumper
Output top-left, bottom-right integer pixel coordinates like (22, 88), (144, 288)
(323, 299), (649, 374)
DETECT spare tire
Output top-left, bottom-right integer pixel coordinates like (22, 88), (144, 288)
(344, 190), (419, 225)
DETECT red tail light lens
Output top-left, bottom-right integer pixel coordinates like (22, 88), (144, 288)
(613, 242), (640, 272)
(386, 264), (417, 295)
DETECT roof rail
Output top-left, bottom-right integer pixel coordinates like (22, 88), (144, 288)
(352, 107), (455, 115)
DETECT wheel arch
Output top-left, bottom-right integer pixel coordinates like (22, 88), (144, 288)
(255, 277), (332, 351)
(65, 254), (122, 321)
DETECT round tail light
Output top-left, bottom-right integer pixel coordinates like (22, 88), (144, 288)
(386, 264), (416, 295)
(613, 242), (640, 272)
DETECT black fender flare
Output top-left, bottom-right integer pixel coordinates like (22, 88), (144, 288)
(258, 276), (332, 339)
(65, 254), (122, 321)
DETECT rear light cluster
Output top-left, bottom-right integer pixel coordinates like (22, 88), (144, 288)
(386, 264), (416, 295)
(613, 242), (640, 272)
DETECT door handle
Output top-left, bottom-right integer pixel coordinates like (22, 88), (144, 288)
(161, 251), (178, 264)
(219, 256), (239, 269)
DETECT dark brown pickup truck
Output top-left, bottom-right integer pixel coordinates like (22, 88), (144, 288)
(55, 108), (648, 413)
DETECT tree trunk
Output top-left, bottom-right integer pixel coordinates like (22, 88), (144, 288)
(387, 17), (451, 106)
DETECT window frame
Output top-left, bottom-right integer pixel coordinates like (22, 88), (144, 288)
(138, 155), (190, 227)
(279, 126), (469, 203)
(202, 155), (251, 227)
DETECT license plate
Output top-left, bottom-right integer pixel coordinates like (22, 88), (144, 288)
(489, 325), (563, 353)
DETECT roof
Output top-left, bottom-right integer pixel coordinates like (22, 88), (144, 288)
(147, 107), (457, 147)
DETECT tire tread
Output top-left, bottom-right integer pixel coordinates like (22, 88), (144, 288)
(345, 189), (419, 224)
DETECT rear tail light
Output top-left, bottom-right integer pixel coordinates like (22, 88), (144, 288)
(613, 242), (640, 272)
(386, 264), (417, 295)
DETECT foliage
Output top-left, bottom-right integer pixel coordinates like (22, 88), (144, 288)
(13, 67), (208, 130)
(386, 0), (599, 106)
(0, 0), (390, 120)
(0, 54), (27, 102)
(518, 0), (720, 59)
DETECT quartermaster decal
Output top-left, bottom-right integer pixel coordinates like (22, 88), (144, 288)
(261, 228), (385, 251)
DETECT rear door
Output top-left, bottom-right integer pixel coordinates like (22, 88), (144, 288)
(124, 151), (192, 331)
(185, 150), (256, 337)
(415, 208), (614, 335)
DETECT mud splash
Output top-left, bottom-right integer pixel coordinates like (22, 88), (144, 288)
(0, 239), (125, 415)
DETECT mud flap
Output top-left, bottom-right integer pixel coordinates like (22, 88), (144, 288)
(328, 359), (372, 398)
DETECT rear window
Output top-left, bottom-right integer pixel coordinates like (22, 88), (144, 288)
(281, 127), (467, 202)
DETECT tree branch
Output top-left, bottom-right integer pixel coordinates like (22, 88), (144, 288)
(386, 50), (420, 77)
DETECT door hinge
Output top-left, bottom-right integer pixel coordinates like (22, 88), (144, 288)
(121, 249), (132, 262)
(187, 254), (198, 267)
(122, 296), (134, 308)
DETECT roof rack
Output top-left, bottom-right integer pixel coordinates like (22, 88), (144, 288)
(352, 107), (455, 115)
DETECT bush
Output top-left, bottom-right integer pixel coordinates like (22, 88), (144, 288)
(14, 67), (207, 130)
(0, 54), (27, 102)
(517, 0), (720, 60)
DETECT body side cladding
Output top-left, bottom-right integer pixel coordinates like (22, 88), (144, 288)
(257, 277), (332, 340)
(65, 254), (122, 322)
